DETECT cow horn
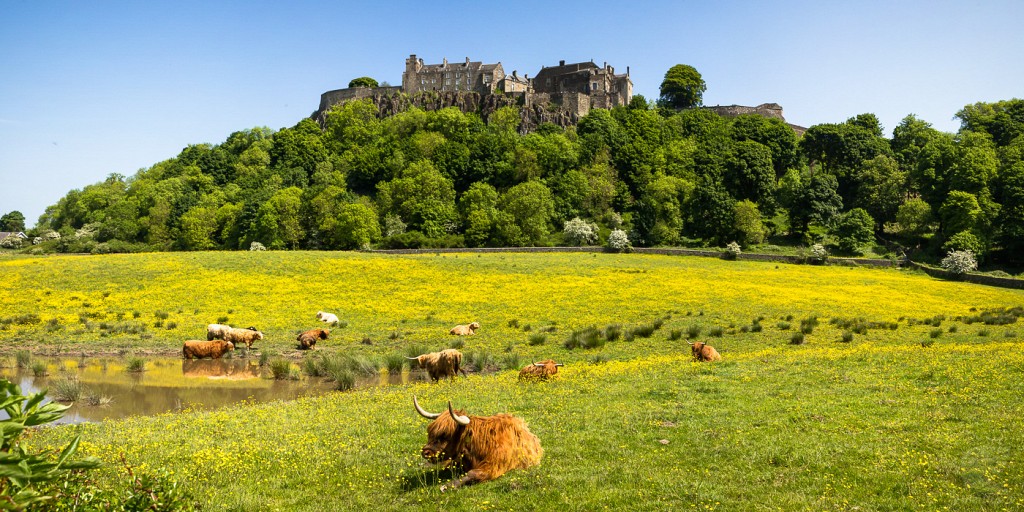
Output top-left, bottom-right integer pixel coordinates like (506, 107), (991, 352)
(413, 396), (441, 420)
(555, 363), (564, 367)
(533, 362), (545, 367)
(448, 401), (470, 426)
(406, 356), (420, 360)
(687, 341), (694, 345)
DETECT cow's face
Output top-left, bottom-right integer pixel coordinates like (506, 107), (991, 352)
(415, 397), (470, 462)
(226, 341), (235, 351)
(691, 342), (706, 357)
(469, 322), (480, 330)
(318, 329), (330, 340)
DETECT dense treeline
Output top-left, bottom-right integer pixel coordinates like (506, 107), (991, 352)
(22, 96), (1024, 265)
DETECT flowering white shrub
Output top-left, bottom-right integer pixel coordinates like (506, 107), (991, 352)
(249, 241), (267, 251)
(607, 229), (631, 251)
(563, 217), (598, 246)
(0, 235), (23, 249)
(384, 214), (407, 237)
(941, 250), (977, 275)
(724, 241), (742, 259)
(809, 243), (827, 264)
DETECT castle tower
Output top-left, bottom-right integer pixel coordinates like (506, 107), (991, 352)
(403, 54), (423, 94)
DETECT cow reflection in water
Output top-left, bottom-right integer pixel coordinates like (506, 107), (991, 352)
(181, 359), (261, 380)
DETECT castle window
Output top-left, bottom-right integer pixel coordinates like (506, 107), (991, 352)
(591, 82), (598, 91)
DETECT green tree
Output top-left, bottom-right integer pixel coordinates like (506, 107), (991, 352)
(831, 208), (875, 254)
(687, 178), (736, 245)
(333, 202), (381, 249)
(729, 114), (800, 176)
(348, 76), (379, 88)
(376, 160), (458, 238)
(724, 140), (776, 212)
(895, 198), (934, 236)
(788, 173), (843, 236)
(939, 190), (982, 235)
(0, 211), (26, 231)
(853, 155), (907, 228)
(733, 199), (766, 246)
(497, 180), (556, 246)
(956, 99), (1024, 146)
(659, 64), (706, 109)
(459, 182), (499, 247)
(994, 161), (1024, 258)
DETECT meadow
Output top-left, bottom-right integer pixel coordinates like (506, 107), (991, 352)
(3, 251), (1024, 510)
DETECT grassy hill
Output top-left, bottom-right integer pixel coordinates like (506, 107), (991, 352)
(8, 251), (1024, 510)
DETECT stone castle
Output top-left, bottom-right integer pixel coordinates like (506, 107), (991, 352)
(314, 54), (633, 131)
(313, 54), (798, 133)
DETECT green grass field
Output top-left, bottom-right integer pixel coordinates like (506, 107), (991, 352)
(6, 251), (1024, 510)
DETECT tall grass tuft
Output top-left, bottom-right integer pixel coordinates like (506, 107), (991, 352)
(31, 361), (49, 377)
(604, 324), (622, 342)
(466, 351), (495, 372)
(564, 326), (605, 349)
(449, 338), (465, 349)
(687, 325), (702, 339)
(669, 329), (683, 341)
(384, 353), (406, 373)
(528, 333), (547, 346)
(841, 331), (854, 343)
(269, 358), (292, 379)
(790, 332), (805, 345)
(125, 357), (146, 372)
(51, 376), (84, 402)
(708, 326), (724, 337)
(500, 353), (521, 371)
(15, 350), (31, 369)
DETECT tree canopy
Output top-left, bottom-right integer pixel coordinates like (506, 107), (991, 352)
(348, 77), (379, 88)
(659, 64), (706, 109)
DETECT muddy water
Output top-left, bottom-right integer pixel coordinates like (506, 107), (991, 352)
(0, 357), (424, 424)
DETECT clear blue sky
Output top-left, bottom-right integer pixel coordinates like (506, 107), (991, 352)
(2, 0), (1022, 228)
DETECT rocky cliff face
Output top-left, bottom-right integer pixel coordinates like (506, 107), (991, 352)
(312, 90), (578, 134)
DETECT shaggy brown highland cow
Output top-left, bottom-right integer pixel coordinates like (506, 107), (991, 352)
(296, 328), (329, 349)
(413, 397), (543, 491)
(407, 349), (466, 381)
(182, 340), (235, 360)
(688, 341), (722, 362)
(518, 359), (564, 381)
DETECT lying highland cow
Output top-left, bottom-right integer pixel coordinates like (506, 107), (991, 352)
(688, 341), (722, 362)
(413, 397), (543, 491)
(296, 328), (329, 350)
(407, 348), (466, 381)
(224, 326), (263, 349)
(206, 323), (232, 341)
(449, 322), (480, 336)
(316, 311), (339, 325)
(182, 340), (235, 360)
(518, 359), (564, 381)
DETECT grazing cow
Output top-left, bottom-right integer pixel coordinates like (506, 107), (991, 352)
(207, 323), (232, 341)
(224, 326), (263, 349)
(449, 322), (480, 336)
(316, 311), (339, 325)
(688, 341), (722, 362)
(296, 328), (329, 350)
(413, 397), (543, 491)
(182, 340), (235, 360)
(518, 359), (564, 381)
(407, 349), (466, 381)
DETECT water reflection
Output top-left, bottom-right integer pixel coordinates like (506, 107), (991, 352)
(0, 356), (424, 424)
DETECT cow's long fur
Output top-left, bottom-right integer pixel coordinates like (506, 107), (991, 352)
(418, 402), (543, 491)
(690, 341), (722, 362)
(296, 328), (329, 349)
(412, 349), (466, 381)
(518, 359), (562, 381)
(449, 322), (480, 336)
(182, 340), (235, 360)
(207, 323), (232, 341)
(224, 327), (263, 349)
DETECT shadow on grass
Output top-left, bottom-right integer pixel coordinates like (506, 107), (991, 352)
(400, 466), (462, 491)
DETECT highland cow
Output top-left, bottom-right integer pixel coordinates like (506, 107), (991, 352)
(316, 311), (339, 325)
(407, 348), (466, 381)
(413, 397), (543, 491)
(224, 326), (263, 349)
(449, 322), (480, 336)
(688, 341), (722, 362)
(182, 340), (235, 360)
(296, 328), (329, 350)
(206, 323), (232, 341)
(518, 359), (564, 381)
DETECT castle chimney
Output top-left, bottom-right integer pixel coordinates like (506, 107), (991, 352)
(626, 66), (630, 76)
(559, 60), (565, 66)
(603, 61), (607, 69)
(465, 57), (470, 66)
(443, 57), (447, 67)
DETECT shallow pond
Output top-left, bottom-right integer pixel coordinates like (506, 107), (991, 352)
(0, 356), (425, 424)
